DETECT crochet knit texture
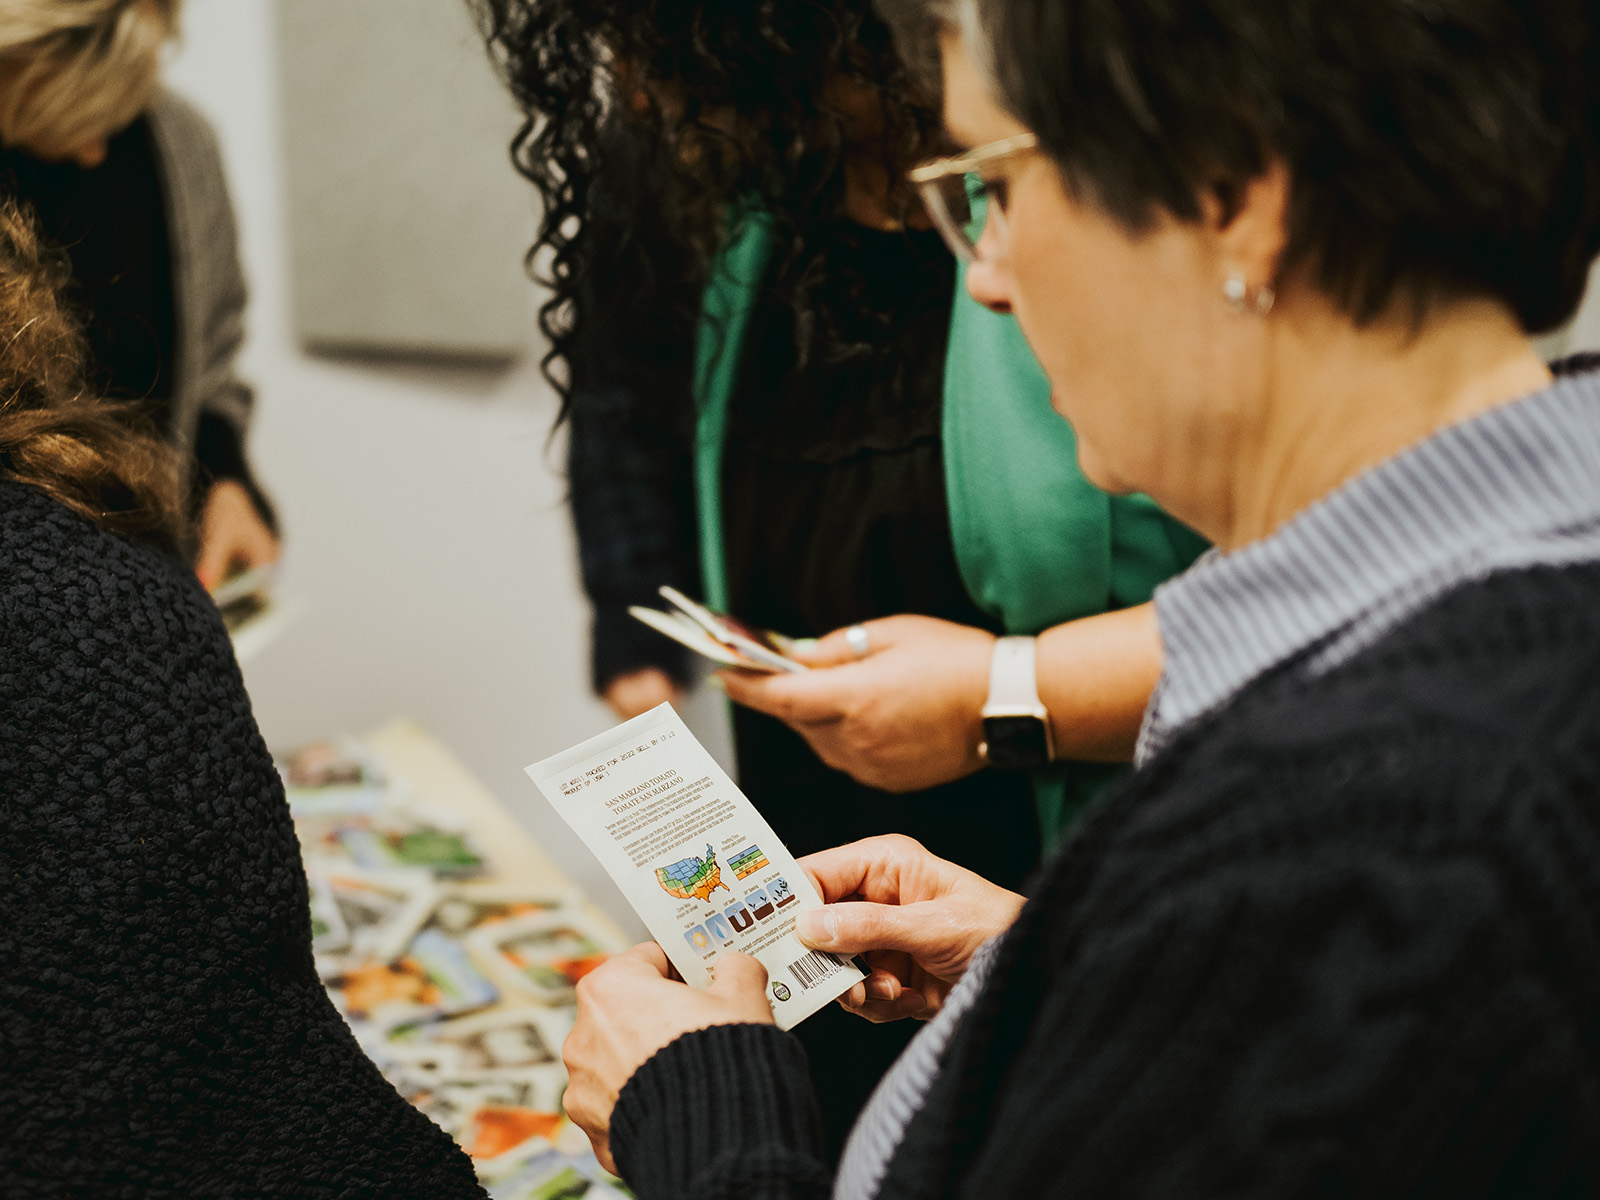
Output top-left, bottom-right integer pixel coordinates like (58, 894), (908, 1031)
(0, 479), (487, 1198)
(613, 562), (1600, 1199)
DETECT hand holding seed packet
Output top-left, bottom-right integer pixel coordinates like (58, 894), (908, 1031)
(628, 586), (806, 674)
(525, 704), (864, 1031)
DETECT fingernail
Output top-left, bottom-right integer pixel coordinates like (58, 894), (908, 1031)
(790, 639), (820, 653)
(797, 908), (838, 946)
(866, 977), (897, 1002)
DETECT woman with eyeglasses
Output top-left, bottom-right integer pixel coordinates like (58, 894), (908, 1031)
(477, 0), (1202, 1157)
(554, 0), (1600, 1196)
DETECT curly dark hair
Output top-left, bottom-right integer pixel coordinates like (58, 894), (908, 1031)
(0, 200), (184, 547)
(473, 0), (945, 419)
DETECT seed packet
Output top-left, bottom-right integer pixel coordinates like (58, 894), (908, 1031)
(468, 910), (620, 1005)
(319, 862), (437, 962)
(397, 1066), (567, 1139)
(467, 908), (617, 1004)
(279, 738), (390, 818)
(420, 1006), (571, 1071)
(306, 866), (350, 956)
(524, 705), (863, 1031)
(339, 821), (489, 879)
(628, 586), (804, 675)
(424, 884), (573, 941)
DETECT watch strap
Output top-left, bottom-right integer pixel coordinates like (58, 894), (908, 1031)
(984, 636), (1045, 714)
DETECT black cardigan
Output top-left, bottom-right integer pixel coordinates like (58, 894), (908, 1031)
(0, 479), (485, 1198)
(612, 560), (1600, 1199)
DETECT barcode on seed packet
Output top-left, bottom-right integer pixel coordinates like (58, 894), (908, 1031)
(788, 949), (849, 990)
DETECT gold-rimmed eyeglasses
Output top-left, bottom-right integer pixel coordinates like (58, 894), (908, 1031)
(908, 133), (1038, 263)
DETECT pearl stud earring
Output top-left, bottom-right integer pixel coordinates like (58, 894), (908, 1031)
(1224, 269), (1275, 315)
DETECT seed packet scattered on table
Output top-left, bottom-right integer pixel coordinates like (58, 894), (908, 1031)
(338, 821), (489, 878)
(428, 1006), (572, 1071)
(279, 738), (390, 817)
(425, 883), (575, 940)
(489, 1145), (632, 1200)
(319, 861), (438, 963)
(398, 1066), (567, 1138)
(525, 704), (864, 1031)
(469, 910), (620, 1005)
(306, 866), (350, 956)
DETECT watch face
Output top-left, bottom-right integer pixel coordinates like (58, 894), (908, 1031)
(982, 715), (1051, 771)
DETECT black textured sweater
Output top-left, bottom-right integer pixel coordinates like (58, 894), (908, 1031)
(0, 479), (486, 1198)
(611, 560), (1600, 1198)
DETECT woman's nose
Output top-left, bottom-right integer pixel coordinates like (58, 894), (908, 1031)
(963, 210), (1013, 313)
(72, 140), (110, 169)
(964, 256), (1012, 314)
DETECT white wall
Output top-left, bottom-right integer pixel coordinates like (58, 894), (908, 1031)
(163, 0), (729, 941)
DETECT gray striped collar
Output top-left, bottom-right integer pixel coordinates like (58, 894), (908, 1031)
(1138, 365), (1600, 764)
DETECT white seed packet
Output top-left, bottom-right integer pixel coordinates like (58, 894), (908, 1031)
(524, 703), (864, 1030)
(317, 860), (438, 963)
(466, 908), (621, 1006)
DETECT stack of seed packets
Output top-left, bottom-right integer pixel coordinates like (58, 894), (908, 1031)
(278, 737), (633, 1197)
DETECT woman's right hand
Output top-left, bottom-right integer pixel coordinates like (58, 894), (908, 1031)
(796, 835), (1025, 1023)
(603, 667), (683, 720)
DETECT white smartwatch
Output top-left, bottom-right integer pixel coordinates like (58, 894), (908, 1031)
(978, 636), (1055, 771)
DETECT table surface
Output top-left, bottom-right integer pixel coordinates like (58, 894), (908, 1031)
(364, 717), (630, 947)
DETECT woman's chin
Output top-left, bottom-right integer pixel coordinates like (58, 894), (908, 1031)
(1073, 443), (1128, 496)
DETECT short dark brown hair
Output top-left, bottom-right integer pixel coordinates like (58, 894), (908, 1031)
(963, 0), (1600, 333)
(0, 201), (185, 546)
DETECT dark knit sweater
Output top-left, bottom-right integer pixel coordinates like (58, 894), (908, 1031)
(611, 560), (1600, 1199)
(0, 479), (485, 1198)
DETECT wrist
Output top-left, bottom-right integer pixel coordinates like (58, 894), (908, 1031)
(612, 1024), (823, 1192)
(960, 632), (998, 770)
(978, 636), (1055, 771)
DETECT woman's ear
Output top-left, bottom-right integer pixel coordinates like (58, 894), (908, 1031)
(1204, 159), (1291, 293)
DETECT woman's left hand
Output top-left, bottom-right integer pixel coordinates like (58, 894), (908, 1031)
(719, 615), (995, 793)
(563, 943), (775, 1174)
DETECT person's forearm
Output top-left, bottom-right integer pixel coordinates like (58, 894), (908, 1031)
(1034, 603), (1162, 763)
(611, 1024), (831, 1200)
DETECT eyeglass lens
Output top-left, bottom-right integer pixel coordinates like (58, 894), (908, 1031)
(918, 174), (988, 264)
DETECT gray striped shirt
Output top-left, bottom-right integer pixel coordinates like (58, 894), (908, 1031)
(1139, 368), (1600, 763)
(833, 936), (1003, 1200)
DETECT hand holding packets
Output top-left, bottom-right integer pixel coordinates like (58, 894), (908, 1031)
(527, 706), (866, 1174)
(629, 586), (806, 673)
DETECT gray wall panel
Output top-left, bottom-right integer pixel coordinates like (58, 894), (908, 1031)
(276, 0), (536, 359)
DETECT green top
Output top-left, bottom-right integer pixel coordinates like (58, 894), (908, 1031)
(693, 211), (1205, 850)
(942, 264), (1207, 844)
(692, 210), (776, 615)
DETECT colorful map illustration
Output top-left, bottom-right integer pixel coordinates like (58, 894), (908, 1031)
(655, 844), (730, 902)
(730, 844), (770, 879)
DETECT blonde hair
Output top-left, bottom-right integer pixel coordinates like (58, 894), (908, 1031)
(0, 1), (180, 159)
